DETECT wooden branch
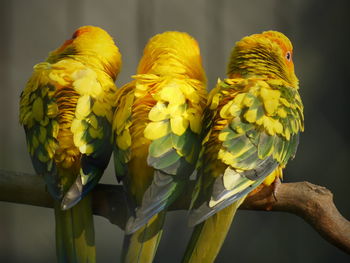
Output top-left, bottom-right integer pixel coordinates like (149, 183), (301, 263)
(0, 169), (349, 254)
(239, 182), (350, 254)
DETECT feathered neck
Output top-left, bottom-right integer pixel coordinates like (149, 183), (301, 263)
(137, 31), (206, 83)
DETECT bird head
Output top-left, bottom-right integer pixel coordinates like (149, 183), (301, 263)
(47, 26), (121, 80)
(137, 31), (206, 83)
(227, 31), (298, 88)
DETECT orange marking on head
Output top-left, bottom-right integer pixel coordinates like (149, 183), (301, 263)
(53, 27), (93, 54)
(262, 31), (295, 72)
(55, 39), (73, 53)
(276, 39), (294, 71)
(72, 26), (92, 39)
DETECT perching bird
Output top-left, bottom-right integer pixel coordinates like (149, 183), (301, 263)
(182, 31), (304, 263)
(19, 26), (121, 263)
(113, 31), (207, 262)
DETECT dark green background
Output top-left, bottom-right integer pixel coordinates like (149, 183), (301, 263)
(0, 0), (349, 262)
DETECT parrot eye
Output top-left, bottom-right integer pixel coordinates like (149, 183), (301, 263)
(286, 51), (291, 61)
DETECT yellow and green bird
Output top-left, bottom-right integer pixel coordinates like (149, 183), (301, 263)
(113, 31), (207, 262)
(182, 31), (304, 263)
(19, 26), (121, 263)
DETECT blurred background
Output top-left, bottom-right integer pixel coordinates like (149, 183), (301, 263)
(0, 0), (349, 262)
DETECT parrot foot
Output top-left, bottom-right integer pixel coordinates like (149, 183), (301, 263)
(272, 177), (282, 201)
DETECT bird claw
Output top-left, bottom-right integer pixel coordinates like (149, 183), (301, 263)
(272, 177), (282, 202)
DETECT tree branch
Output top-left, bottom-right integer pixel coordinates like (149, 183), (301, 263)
(0, 169), (349, 254)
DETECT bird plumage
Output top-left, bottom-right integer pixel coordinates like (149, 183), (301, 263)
(20, 25), (121, 263)
(113, 31), (207, 262)
(183, 31), (304, 263)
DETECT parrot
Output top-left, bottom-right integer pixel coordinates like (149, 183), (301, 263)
(182, 31), (304, 263)
(113, 31), (207, 262)
(19, 26), (122, 263)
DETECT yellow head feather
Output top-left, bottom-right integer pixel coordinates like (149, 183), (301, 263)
(47, 25), (121, 80)
(227, 30), (298, 88)
(137, 31), (206, 83)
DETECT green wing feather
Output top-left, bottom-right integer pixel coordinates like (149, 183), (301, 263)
(117, 75), (207, 233)
(20, 60), (117, 209)
(20, 63), (64, 199)
(112, 83), (135, 181)
(189, 78), (304, 225)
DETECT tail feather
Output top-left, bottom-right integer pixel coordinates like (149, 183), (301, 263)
(54, 193), (95, 263)
(122, 211), (166, 263)
(125, 170), (185, 234)
(182, 198), (245, 263)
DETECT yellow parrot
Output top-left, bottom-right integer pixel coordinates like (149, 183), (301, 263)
(182, 31), (304, 263)
(19, 26), (121, 263)
(113, 31), (207, 262)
